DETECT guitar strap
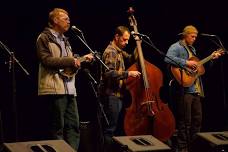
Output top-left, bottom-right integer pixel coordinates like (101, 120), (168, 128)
(179, 40), (195, 57)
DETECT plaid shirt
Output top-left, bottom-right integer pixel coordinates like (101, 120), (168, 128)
(101, 41), (134, 97)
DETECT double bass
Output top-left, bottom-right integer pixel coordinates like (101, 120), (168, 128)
(124, 7), (176, 142)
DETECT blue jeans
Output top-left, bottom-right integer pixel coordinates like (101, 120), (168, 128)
(103, 95), (123, 151)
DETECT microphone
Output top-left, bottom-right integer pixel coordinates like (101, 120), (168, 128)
(200, 33), (216, 37)
(131, 31), (147, 37)
(71, 25), (82, 33)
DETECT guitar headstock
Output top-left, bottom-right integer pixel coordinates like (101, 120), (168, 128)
(211, 48), (225, 59)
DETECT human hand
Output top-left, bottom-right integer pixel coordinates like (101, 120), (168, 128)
(212, 49), (224, 59)
(74, 58), (81, 68)
(128, 71), (141, 77)
(83, 53), (94, 62)
(186, 60), (198, 70)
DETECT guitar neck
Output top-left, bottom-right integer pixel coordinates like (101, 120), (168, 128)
(198, 54), (213, 66)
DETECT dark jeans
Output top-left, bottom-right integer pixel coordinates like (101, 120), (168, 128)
(103, 95), (123, 152)
(39, 95), (80, 150)
(176, 93), (202, 151)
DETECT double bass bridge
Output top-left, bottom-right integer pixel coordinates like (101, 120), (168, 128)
(140, 100), (156, 116)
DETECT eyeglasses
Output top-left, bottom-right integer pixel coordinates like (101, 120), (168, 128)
(59, 16), (70, 22)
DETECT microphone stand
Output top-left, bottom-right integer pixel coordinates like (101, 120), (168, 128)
(71, 30), (110, 152)
(71, 29), (110, 125)
(214, 35), (228, 130)
(0, 41), (30, 76)
(0, 40), (30, 142)
(203, 35), (228, 130)
(83, 69), (109, 152)
(0, 111), (3, 144)
(204, 35), (228, 53)
(83, 69), (109, 126)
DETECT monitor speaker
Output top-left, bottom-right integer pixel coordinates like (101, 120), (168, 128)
(2, 139), (76, 152)
(113, 135), (171, 152)
(191, 131), (228, 152)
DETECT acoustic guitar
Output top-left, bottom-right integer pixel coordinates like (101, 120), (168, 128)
(171, 49), (224, 87)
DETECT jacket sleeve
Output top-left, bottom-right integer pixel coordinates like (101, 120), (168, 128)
(164, 44), (187, 67)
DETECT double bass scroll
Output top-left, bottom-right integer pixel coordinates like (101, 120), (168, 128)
(123, 7), (176, 142)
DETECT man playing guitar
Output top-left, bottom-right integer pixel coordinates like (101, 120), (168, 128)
(164, 25), (223, 152)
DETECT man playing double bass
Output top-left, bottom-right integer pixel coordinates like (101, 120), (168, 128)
(164, 25), (223, 152)
(101, 25), (141, 152)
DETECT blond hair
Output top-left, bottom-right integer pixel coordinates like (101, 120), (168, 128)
(182, 25), (198, 36)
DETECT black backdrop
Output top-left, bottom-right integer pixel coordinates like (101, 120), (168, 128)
(0, 0), (227, 142)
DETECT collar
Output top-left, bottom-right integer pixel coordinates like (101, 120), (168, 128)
(110, 41), (123, 53)
(179, 40), (193, 48)
(49, 28), (66, 40)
